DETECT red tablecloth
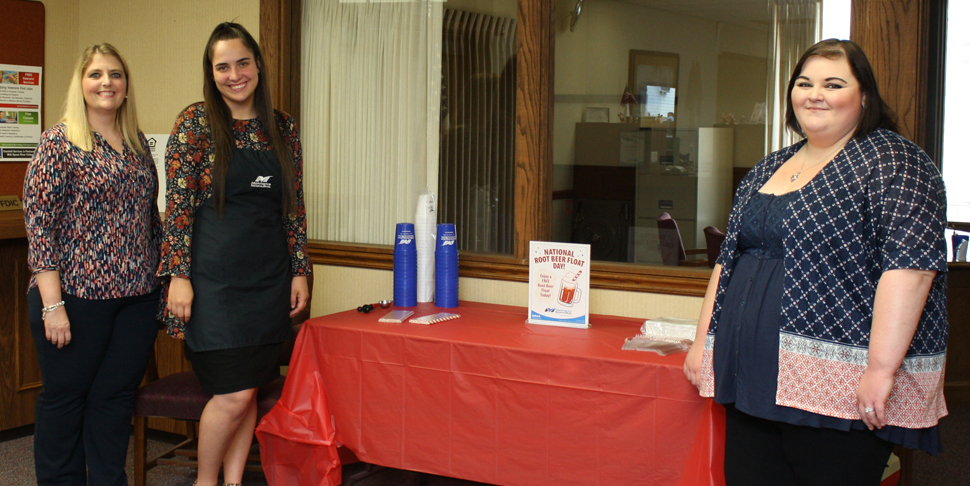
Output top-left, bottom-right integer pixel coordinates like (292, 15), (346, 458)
(256, 301), (725, 486)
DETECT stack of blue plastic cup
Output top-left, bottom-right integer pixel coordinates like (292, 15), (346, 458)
(435, 223), (459, 308)
(393, 223), (417, 307)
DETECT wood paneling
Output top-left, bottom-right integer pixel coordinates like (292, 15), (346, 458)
(851, 0), (930, 148)
(259, 0), (301, 122)
(0, 235), (41, 431)
(513, 0), (554, 259)
(945, 264), (970, 407)
(0, 211), (27, 240)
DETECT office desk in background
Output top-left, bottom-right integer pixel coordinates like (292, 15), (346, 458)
(257, 301), (725, 486)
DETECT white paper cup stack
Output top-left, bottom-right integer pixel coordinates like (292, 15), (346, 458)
(415, 189), (436, 302)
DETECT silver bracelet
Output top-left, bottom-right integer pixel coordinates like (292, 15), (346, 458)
(41, 301), (65, 321)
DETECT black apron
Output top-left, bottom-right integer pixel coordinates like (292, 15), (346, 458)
(186, 147), (292, 352)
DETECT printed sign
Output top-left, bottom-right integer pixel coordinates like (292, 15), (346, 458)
(0, 64), (43, 162)
(0, 195), (23, 211)
(527, 241), (591, 329)
(145, 134), (169, 213)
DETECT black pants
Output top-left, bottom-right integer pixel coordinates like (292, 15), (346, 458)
(724, 405), (895, 486)
(29, 287), (160, 486)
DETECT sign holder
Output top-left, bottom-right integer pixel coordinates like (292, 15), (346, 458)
(527, 241), (591, 329)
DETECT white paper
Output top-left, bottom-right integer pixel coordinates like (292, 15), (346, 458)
(639, 317), (697, 342)
(0, 64), (43, 162)
(618, 131), (645, 166)
(527, 241), (591, 328)
(145, 134), (169, 213)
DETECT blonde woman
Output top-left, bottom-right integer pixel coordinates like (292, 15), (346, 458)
(23, 44), (161, 485)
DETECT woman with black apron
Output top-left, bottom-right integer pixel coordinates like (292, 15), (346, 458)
(157, 22), (311, 486)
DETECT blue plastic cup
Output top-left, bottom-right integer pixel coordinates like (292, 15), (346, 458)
(952, 234), (969, 262)
(435, 224), (459, 308)
(394, 223), (417, 306)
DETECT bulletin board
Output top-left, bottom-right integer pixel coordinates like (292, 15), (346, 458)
(0, 0), (44, 197)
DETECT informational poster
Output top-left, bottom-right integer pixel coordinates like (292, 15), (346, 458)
(0, 64), (42, 162)
(145, 134), (169, 213)
(527, 241), (591, 329)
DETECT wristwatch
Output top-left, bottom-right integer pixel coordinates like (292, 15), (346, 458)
(41, 301), (65, 321)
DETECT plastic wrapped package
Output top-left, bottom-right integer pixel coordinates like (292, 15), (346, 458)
(639, 316), (698, 341)
(622, 316), (699, 355)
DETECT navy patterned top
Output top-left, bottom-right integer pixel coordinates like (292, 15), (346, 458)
(23, 123), (162, 299)
(697, 129), (948, 431)
(713, 191), (941, 454)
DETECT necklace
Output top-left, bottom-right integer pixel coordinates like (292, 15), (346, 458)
(790, 144), (844, 182)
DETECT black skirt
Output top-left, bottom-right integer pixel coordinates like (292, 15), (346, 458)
(186, 342), (283, 395)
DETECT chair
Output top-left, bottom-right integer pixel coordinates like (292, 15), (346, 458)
(133, 274), (313, 486)
(656, 212), (707, 267)
(703, 225), (726, 269)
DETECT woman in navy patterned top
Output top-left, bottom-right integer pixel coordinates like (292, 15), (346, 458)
(683, 40), (948, 485)
(23, 44), (162, 486)
(157, 23), (310, 486)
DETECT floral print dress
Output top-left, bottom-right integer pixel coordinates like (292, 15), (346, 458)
(157, 102), (310, 339)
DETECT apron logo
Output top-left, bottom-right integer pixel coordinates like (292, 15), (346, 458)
(251, 175), (273, 188)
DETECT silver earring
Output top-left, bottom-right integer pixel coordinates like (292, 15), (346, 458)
(862, 102), (866, 108)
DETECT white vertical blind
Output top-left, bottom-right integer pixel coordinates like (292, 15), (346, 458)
(301, 0), (443, 244)
(438, 9), (516, 253)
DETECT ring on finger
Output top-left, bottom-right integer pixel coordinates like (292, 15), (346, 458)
(864, 407), (874, 413)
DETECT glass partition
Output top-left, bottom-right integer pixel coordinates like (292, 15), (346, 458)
(551, 0), (822, 267)
(301, 0), (517, 254)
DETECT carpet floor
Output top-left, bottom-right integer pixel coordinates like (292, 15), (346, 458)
(1, 406), (967, 485)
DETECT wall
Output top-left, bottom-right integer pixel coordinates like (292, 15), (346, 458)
(37, 0), (258, 135)
(38, 0), (79, 131)
(310, 264), (705, 322)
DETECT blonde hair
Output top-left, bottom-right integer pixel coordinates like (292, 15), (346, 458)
(62, 44), (145, 155)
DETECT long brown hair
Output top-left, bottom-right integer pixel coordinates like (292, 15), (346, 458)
(202, 22), (296, 214)
(785, 39), (899, 139)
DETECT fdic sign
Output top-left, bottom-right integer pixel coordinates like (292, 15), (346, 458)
(0, 195), (23, 211)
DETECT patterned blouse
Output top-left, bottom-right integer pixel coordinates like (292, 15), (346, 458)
(23, 123), (162, 299)
(698, 129), (949, 429)
(157, 103), (310, 337)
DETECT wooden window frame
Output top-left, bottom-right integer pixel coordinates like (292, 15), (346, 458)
(259, 0), (932, 299)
